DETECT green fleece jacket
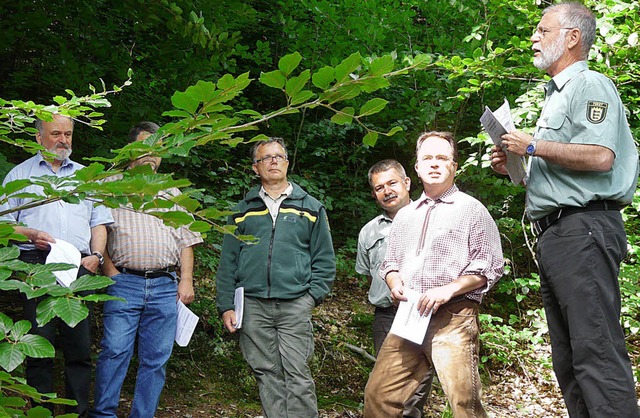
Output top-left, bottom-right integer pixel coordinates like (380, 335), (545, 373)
(216, 182), (336, 313)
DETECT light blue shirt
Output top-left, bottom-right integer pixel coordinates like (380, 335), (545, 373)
(527, 61), (639, 220)
(0, 153), (113, 253)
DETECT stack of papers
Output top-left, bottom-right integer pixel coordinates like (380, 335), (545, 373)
(45, 239), (81, 287)
(234, 287), (244, 329)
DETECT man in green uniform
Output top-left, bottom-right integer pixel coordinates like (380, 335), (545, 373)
(216, 137), (336, 418)
(491, 3), (639, 417)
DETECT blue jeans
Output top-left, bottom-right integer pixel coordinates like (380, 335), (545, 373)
(90, 273), (178, 418)
(239, 294), (318, 418)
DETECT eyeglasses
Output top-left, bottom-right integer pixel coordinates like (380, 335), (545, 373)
(532, 26), (575, 38)
(254, 154), (287, 164)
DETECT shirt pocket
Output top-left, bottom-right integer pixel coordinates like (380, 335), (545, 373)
(536, 111), (570, 142)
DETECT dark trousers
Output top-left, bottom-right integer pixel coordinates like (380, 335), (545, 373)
(537, 211), (640, 417)
(20, 249), (92, 416)
(373, 306), (432, 418)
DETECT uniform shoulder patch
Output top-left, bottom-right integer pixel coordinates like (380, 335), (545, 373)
(586, 100), (608, 124)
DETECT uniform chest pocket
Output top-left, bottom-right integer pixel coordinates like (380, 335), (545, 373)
(538, 111), (568, 131)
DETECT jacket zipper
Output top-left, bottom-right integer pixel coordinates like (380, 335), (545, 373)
(266, 217), (277, 298)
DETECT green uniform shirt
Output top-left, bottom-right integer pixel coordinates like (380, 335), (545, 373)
(526, 61), (639, 220)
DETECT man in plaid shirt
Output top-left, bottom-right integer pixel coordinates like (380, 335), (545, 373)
(364, 132), (504, 418)
(91, 122), (203, 418)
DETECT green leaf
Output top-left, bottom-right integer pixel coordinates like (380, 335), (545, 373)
(189, 221), (211, 233)
(320, 85), (361, 104)
(1, 178), (32, 196)
(0, 342), (26, 372)
(10, 320), (31, 340)
(369, 55), (394, 76)
(33, 297), (54, 328)
(69, 275), (114, 293)
(53, 298), (88, 328)
(362, 131), (379, 147)
(330, 107), (355, 125)
(357, 76), (390, 93)
(152, 210), (194, 228)
(359, 98), (388, 117)
(385, 126), (403, 136)
(285, 69), (311, 98)
(0, 313), (13, 336)
(259, 70), (286, 89)
(335, 52), (362, 83)
(15, 334), (54, 358)
(0, 246), (19, 263)
(278, 52), (303, 77)
(170, 91), (200, 114)
(312, 66), (335, 90)
(0, 396), (26, 407)
(81, 294), (124, 303)
(290, 90), (315, 106)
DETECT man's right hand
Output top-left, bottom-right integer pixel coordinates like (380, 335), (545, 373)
(490, 145), (509, 176)
(222, 310), (238, 333)
(18, 227), (56, 250)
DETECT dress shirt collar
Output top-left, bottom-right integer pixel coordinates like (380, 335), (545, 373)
(546, 60), (588, 93)
(416, 184), (458, 208)
(259, 182), (293, 201)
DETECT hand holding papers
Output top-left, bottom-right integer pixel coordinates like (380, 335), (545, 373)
(390, 288), (432, 345)
(45, 239), (81, 287)
(480, 99), (527, 185)
(175, 300), (199, 347)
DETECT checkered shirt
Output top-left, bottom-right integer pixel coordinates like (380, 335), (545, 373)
(380, 185), (504, 303)
(107, 187), (203, 270)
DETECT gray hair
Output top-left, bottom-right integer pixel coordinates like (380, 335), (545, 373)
(544, 2), (596, 59)
(128, 121), (160, 142)
(367, 159), (408, 188)
(250, 137), (288, 162)
(35, 115), (74, 134)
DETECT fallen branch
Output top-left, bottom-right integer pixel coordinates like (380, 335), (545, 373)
(344, 343), (377, 363)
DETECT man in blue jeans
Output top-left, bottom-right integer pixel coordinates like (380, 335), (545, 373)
(90, 122), (203, 418)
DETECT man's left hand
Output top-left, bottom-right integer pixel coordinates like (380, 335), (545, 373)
(177, 278), (195, 304)
(500, 130), (533, 157)
(81, 255), (100, 274)
(417, 285), (456, 315)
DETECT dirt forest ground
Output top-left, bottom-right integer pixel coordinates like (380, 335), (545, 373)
(3, 274), (636, 417)
(116, 275), (639, 418)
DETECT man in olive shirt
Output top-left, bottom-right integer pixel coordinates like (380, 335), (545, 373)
(492, 3), (639, 416)
(356, 159), (431, 418)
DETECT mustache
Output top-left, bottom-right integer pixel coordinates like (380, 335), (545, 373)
(383, 193), (398, 202)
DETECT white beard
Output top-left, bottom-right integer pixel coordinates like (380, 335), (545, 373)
(534, 32), (566, 70)
(49, 146), (72, 161)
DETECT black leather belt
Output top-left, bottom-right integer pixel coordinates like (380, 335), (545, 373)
(531, 200), (620, 236)
(116, 266), (175, 279)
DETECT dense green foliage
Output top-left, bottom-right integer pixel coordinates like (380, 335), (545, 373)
(0, 0), (639, 415)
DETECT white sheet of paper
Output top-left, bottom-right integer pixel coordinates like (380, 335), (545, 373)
(175, 300), (199, 347)
(45, 239), (81, 287)
(479, 98), (527, 185)
(389, 288), (432, 345)
(234, 287), (244, 329)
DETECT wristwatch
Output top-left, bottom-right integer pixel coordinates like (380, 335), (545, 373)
(526, 138), (539, 156)
(92, 251), (104, 266)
